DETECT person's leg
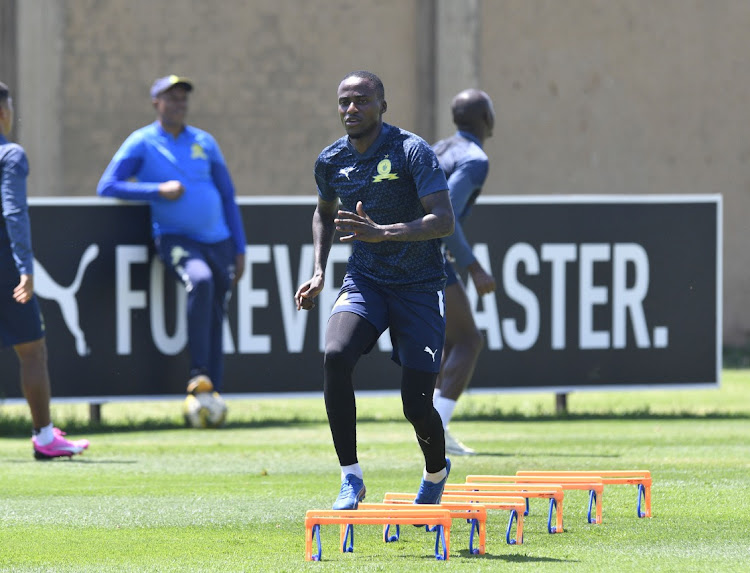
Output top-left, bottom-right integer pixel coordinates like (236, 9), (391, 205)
(14, 337), (51, 429)
(435, 280), (483, 454)
(388, 287), (450, 502)
(401, 366), (446, 473)
(157, 237), (214, 388)
(324, 310), (379, 509)
(324, 311), (379, 467)
(205, 239), (235, 393)
(436, 281), (483, 403)
(15, 336), (90, 458)
(402, 366), (451, 504)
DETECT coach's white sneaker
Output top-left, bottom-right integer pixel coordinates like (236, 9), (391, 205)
(444, 428), (476, 456)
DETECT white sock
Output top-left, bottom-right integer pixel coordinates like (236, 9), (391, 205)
(433, 388), (441, 401)
(423, 467), (448, 484)
(341, 463), (363, 480)
(434, 396), (457, 429)
(34, 423), (55, 446)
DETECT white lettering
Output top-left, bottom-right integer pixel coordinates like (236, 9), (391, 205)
(502, 243), (540, 350)
(466, 244), (502, 350)
(238, 245), (271, 353)
(115, 246), (148, 355)
(149, 256), (186, 355)
(579, 243), (610, 349)
(541, 244), (577, 350)
(613, 243), (650, 348)
(318, 245), (352, 352)
(274, 244), (314, 353)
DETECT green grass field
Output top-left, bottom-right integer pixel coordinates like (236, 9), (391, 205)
(2, 371), (750, 572)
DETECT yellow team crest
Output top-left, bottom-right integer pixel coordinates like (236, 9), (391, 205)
(191, 143), (208, 160)
(372, 156), (399, 183)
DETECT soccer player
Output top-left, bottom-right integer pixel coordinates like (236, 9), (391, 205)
(432, 89), (496, 455)
(295, 71), (455, 510)
(0, 81), (90, 459)
(97, 76), (246, 396)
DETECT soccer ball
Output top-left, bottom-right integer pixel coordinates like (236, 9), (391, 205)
(183, 391), (227, 428)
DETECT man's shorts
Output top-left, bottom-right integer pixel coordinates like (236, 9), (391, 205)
(330, 273), (446, 373)
(0, 282), (45, 348)
(445, 259), (460, 287)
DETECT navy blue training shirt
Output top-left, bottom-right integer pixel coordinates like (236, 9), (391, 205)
(0, 134), (33, 276)
(315, 123), (449, 291)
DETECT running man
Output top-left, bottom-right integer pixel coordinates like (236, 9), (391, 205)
(295, 71), (455, 509)
(432, 89), (496, 455)
(0, 81), (90, 459)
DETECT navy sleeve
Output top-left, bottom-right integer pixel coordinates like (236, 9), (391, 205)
(1, 145), (34, 275)
(407, 139), (449, 198)
(441, 159), (489, 268)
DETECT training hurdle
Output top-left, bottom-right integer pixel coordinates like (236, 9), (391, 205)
(359, 502), (488, 555)
(445, 483), (565, 533)
(304, 508), (452, 561)
(516, 470), (652, 518)
(466, 475), (605, 524)
(383, 492), (526, 545)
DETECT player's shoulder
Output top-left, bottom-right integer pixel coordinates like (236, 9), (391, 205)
(386, 123), (428, 148)
(0, 141), (29, 169)
(184, 124), (216, 143)
(382, 124), (434, 160)
(125, 123), (160, 145)
(316, 135), (349, 165)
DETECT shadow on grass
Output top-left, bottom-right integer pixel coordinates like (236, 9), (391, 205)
(1, 409), (748, 438)
(5, 457), (138, 464)
(452, 549), (574, 562)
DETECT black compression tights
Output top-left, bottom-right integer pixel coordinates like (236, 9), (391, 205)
(323, 312), (446, 473)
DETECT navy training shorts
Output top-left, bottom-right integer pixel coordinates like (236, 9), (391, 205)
(330, 273), (446, 373)
(0, 281), (45, 348)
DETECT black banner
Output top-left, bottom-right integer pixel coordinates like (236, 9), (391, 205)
(0, 196), (721, 399)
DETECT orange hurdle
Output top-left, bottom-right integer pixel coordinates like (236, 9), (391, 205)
(445, 483), (565, 533)
(465, 475), (605, 524)
(516, 470), (652, 518)
(304, 508), (452, 561)
(383, 492), (526, 545)
(360, 502), (487, 555)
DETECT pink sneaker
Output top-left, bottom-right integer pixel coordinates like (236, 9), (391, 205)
(33, 428), (90, 460)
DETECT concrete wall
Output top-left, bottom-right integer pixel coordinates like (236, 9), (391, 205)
(8, 0), (750, 346)
(479, 1), (750, 346)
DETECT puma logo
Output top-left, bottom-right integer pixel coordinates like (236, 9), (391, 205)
(339, 166), (356, 180)
(34, 244), (99, 356)
(423, 346), (437, 362)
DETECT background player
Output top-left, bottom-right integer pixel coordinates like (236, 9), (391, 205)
(432, 89), (496, 455)
(0, 81), (90, 459)
(97, 76), (246, 397)
(295, 70), (455, 510)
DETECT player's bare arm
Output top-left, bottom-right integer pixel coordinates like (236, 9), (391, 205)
(295, 197), (338, 310)
(466, 260), (497, 296)
(335, 190), (454, 243)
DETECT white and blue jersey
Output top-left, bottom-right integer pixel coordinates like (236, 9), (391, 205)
(97, 122), (246, 254)
(432, 130), (490, 271)
(315, 123), (449, 292)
